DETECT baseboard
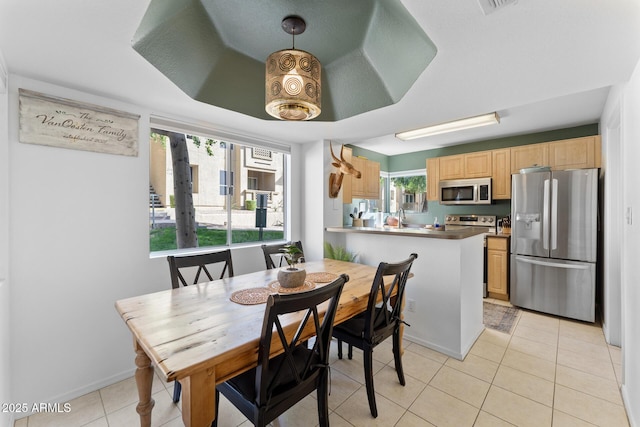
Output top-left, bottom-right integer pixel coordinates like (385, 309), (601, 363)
(621, 385), (638, 427)
(12, 368), (136, 419)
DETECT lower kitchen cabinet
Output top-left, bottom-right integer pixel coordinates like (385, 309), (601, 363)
(487, 235), (510, 300)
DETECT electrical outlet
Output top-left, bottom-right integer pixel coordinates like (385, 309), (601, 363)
(407, 299), (416, 312)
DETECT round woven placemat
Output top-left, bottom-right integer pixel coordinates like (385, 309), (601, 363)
(268, 280), (315, 294)
(306, 272), (339, 283)
(230, 287), (272, 305)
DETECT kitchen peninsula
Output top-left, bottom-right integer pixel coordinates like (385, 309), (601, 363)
(326, 225), (485, 360)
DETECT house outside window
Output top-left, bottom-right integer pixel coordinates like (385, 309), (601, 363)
(149, 130), (287, 252)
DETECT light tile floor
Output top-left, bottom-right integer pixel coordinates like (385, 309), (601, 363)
(14, 300), (629, 426)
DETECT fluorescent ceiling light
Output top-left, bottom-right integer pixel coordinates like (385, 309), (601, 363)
(395, 112), (500, 141)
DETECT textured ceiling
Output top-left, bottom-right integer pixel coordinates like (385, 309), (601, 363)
(1, 1), (639, 156)
(132, 0), (437, 121)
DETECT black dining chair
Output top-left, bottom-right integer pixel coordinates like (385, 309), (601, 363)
(261, 241), (304, 270)
(166, 249), (234, 402)
(332, 253), (418, 418)
(167, 249), (234, 289)
(213, 274), (348, 427)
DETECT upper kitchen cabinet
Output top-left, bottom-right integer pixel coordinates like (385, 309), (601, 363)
(464, 151), (492, 178)
(341, 146), (354, 203)
(439, 151), (492, 180)
(438, 154), (465, 180)
(426, 157), (439, 201)
(510, 143), (549, 174)
(492, 149), (511, 199)
(348, 155), (380, 201)
(510, 135), (601, 173)
(548, 135), (601, 170)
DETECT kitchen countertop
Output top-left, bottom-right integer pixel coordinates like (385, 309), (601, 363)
(325, 226), (487, 240)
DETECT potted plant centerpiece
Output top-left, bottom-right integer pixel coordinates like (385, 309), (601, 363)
(277, 244), (306, 288)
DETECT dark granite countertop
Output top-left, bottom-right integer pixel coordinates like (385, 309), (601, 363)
(325, 226), (486, 240)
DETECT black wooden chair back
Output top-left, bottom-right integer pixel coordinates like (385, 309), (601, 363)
(167, 249), (234, 289)
(261, 241), (304, 270)
(363, 253), (417, 344)
(214, 274), (348, 427)
(166, 249), (235, 402)
(332, 253), (418, 418)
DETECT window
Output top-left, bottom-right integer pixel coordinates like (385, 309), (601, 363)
(190, 165), (199, 193)
(389, 172), (427, 213)
(149, 129), (287, 252)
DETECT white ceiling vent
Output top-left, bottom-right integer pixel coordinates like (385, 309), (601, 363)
(477, 0), (518, 15)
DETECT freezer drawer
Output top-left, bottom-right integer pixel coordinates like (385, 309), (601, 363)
(510, 255), (595, 322)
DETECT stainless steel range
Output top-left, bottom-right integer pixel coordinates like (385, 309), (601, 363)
(445, 214), (497, 298)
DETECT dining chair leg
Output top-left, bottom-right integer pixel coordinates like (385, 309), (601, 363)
(393, 329), (406, 386)
(337, 339), (343, 359)
(211, 388), (220, 427)
(348, 344), (353, 360)
(172, 380), (181, 403)
(317, 372), (330, 427)
(363, 348), (378, 418)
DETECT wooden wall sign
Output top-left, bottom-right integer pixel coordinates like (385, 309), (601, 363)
(19, 89), (140, 157)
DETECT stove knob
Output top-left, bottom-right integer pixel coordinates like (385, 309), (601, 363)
(481, 217), (487, 222)
(488, 218), (494, 223)
(446, 216), (452, 221)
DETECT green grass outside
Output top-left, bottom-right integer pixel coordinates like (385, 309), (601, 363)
(150, 227), (284, 252)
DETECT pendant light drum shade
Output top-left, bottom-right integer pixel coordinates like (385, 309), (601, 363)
(265, 48), (321, 120)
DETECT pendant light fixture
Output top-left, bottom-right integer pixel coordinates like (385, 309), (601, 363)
(265, 16), (321, 121)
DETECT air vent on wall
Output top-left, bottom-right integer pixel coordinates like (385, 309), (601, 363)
(477, 0), (517, 15)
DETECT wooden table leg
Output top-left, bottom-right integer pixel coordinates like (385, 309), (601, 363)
(180, 368), (216, 427)
(134, 339), (155, 427)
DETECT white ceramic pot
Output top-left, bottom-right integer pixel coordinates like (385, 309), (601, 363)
(277, 267), (307, 288)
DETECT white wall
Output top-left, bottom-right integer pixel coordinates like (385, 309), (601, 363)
(0, 55), (11, 427)
(6, 75), (302, 415)
(603, 56), (640, 427)
(620, 58), (640, 427)
(601, 92), (623, 346)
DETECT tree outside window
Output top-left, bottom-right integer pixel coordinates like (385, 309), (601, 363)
(390, 175), (427, 212)
(149, 129), (287, 252)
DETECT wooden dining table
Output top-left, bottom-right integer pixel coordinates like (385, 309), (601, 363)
(115, 258), (393, 427)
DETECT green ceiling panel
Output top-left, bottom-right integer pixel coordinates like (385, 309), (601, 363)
(132, 0), (437, 121)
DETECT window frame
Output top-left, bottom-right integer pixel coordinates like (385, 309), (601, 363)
(149, 117), (292, 255)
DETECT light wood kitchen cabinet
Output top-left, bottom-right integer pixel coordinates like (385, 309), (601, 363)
(464, 151), (492, 177)
(363, 158), (380, 199)
(350, 156), (380, 200)
(510, 143), (549, 174)
(426, 157), (439, 201)
(492, 148), (511, 199)
(438, 155), (465, 180)
(439, 151), (492, 180)
(487, 236), (510, 300)
(341, 146), (354, 203)
(424, 134), (600, 201)
(549, 135), (601, 170)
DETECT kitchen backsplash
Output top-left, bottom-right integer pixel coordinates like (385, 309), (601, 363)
(344, 199), (511, 227)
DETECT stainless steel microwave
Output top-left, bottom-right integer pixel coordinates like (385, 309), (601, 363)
(439, 178), (492, 205)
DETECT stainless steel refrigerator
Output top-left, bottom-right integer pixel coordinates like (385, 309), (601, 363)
(510, 168), (598, 322)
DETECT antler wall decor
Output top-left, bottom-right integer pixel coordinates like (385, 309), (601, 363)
(329, 142), (362, 198)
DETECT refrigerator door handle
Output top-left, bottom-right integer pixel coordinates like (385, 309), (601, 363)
(543, 179), (550, 250)
(551, 178), (558, 250)
(515, 256), (591, 270)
